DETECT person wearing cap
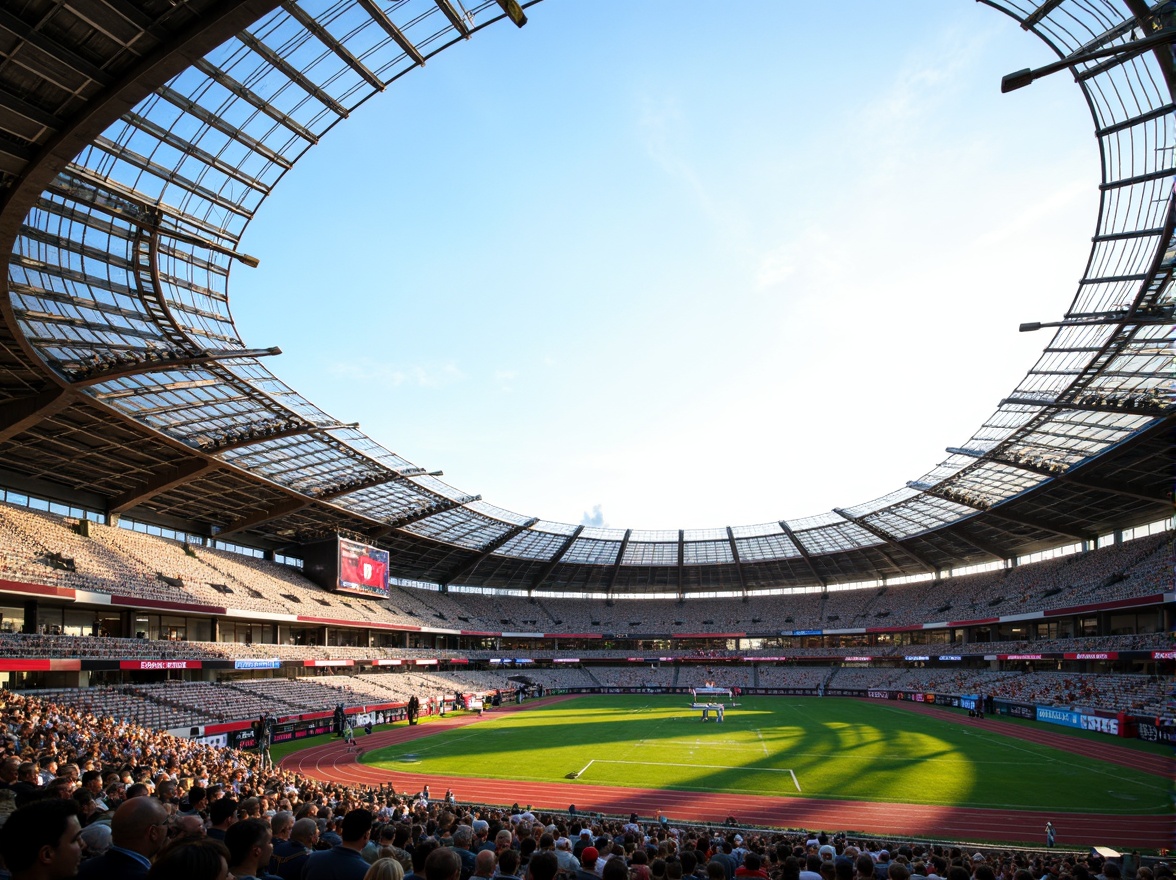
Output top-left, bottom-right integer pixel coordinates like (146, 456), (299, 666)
(819, 847), (837, 864)
(575, 847), (601, 880)
(555, 838), (579, 875)
(732, 836), (748, 868)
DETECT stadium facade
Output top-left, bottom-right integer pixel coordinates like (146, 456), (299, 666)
(0, 0), (1172, 608)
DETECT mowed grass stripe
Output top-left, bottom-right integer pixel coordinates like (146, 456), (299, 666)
(359, 696), (1171, 815)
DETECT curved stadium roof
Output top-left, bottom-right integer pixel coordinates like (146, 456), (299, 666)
(0, 0), (1171, 596)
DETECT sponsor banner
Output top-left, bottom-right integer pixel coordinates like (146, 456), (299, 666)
(938, 655), (963, 661)
(754, 688), (819, 696)
(1001, 654), (1043, 661)
(1152, 650), (1176, 660)
(373, 659), (402, 666)
(791, 629), (822, 636)
(867, 690), (891, 700)
(120, 659), (201, 670)
(1079, 715), (1119, 736)
(552, 658), (580, 664)
(193, 733), (228, 748)
(895, 692), (932, 703)
(447, 659), (469, 665)
(959, 695), (979, 710)
(904, 655), (930, 661)
(1036, 706), (1083, 729)
(995, 700), (1034, 720)
(1064, 652), (1118, 661)
(302, 659), (354, 667)
(413, 659), (438, 666)
(234, 659), (280, 670)
(1136, 720), (1175, 744)
(933, 694), (961, 708)
(825, 688), (867, 697)
(744, 656), (787, 661)
(0, 659), (81, 672)
(843, 656), (873, 663)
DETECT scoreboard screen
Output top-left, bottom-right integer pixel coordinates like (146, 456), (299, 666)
(337, 537), (390, 598)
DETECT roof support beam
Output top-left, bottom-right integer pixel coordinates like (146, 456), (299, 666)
(779, 521), (826, 587)
(726, 526), (746, 593)
(214, 473), (404, 537)
(367, 494), (479, 540)
(356, 0), (426, 66)
(0, 387), (71, 443)
(0, 0), (285, 266)
(989, 456), (1171, 505)
(235, 29), (350, 117)
(677, 529), (684, 598)
(494, 0), (528, 27)
(107, 458), (219, 514)
(1000, 394), (1170, 417)
(281, 2), (385, 91)
(917, 482), (1094, 545)
(833, 508), (939, 573)
(945, 527), (1010, 563)
(606, 529), (632, 593)
(0, 8), (115, 86)
(987, 509), (1094, 542)
(200, 421), (356, 453)
(70, 347), (281, 387)
(438, 517), (539, 587)
(155, 84), (293, 169)
(433, 0), (470, 36)
(531, 525), (583, 590)
(192, 58), (320, 144)
(1020, 0), (1064, 30)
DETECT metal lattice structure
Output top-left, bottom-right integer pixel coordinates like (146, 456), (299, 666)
(0, 0), (1172, 596)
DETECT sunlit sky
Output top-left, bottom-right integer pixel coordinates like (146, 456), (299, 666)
(231, 0), (1100, 532)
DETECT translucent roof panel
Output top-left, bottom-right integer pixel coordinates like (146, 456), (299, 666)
(401, 507), (511, 549)
(1, 0), (1169, 582)
(563, 537), (623, 565)
(494, 528), (573, 561)
(622, 541), (679, 566)
(683, 540), (733, 565)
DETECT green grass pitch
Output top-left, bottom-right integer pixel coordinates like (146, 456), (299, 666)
(359, 696), (1172, 815)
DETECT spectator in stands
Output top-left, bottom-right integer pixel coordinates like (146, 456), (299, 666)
(451, 825), (478, 880)
(206, 798), (237, 841)
(0, 798), (85, 880)
(78, 794), (169, 880)
(273, 818), (319, 880)
(225, 817), (276, 880)
(303, 808), (374, 880)
(146, 839), (231, 880)
(427, 849), (464, 880)
(366, 859), (406, 880)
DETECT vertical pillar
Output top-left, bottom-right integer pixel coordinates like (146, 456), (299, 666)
(21, 601), (37, 634)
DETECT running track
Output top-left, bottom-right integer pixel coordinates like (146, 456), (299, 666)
(282, 697), (1175, 848)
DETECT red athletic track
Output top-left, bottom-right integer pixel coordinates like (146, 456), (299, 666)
(282, 697), (1175, 849)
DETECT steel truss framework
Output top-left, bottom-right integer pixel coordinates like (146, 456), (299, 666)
(0, 0), (1172, 596)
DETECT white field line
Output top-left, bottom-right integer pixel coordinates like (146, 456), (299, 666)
(789, 769), (801, 792)
(581, 758), (799, 777)
(576, 759), (595, 777)
(756, 729), (768, 757)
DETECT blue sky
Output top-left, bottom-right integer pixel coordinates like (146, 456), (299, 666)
(231, 0), (1098, 532)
